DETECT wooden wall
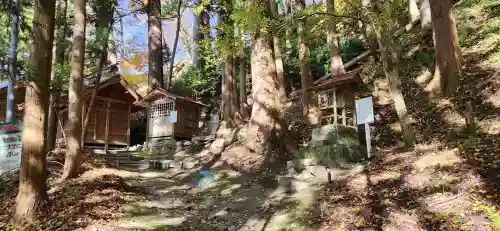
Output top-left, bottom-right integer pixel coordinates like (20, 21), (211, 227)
(57, 83), (136, 148)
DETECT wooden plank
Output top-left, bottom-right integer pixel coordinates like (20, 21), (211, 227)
(333, 88), (337, 125)
(127, 104), (131, 145)
(96, 96), (129, 104)
(104, 101), (111, 151)
(342, 107), (347, 125)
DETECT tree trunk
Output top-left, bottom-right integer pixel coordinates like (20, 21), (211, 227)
(13, 0), (56, 222)
(296, 0), (320, 125)
(429, 0), (461, 98)
(147, 0), (163, 90)
(408, 0), (420, 21)
(61, 0), (86, 180)
(248, 23), (283, 155)
(326, 0), (346, 75)
(239, 58), (248, 118)
(284, 0), (293, 54)
(167, 0), (182, 89)
(269, 0), (286, 104)
(219, 0), (241, 127)
(6, 0), (20, 122)
(361, 0), (379, 60)
(82, 0), (115, 147)
(419, 0), (432, 28)
(377, 27), (416, 146)
(47, 0), (68, 152)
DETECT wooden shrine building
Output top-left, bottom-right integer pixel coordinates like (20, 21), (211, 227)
(56, 72), (143, 149)
(0, 67), (211, 152)
(311, 70), (366, 126)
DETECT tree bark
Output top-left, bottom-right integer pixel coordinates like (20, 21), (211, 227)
(61, 0), (86, 180)
(167, 0), (183, 89)
(408, 0), (420, 22)
(147, 0), (164, 90)
(6, 0), (20, 122)
(47, 0), (68, 152)
(269, 0), (286, 104)
(248, 20), (283, 155)
(296, 0), (319, 125)
(361, 0), (379, 60)
(239, 58), (248, 118)
(81, 2), (115, 144)
(13, 0), (56, 222)
(429, 0), (461, 98)
(220, 0), (240, 127)
(377, 27), (416, 146)
(419, 0), (432, 29)
(326, 0), (346, 75)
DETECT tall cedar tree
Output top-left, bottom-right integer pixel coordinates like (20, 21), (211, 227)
(369, 1), (416, 146)
(167, 0), (183, 89)
(13, 0), (56, 222)
(62, 0), (86, 180)
(6, 0), (20, 122)
(220, 0), (241, 127)
(269, 0), (286, 106)
(326, 0), (346, 75)
(193, 0), (209, 71)
(148, 0), (164, 89)
(296, 0), (320, 125)
(82, 0), (116, 143)
(429, 0), (462, 97)
(247, 0), (288, 155)
(47, 0), (68, 152)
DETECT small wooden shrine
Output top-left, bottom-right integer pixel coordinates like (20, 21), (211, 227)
(56, 72), (143, 149)
(311, 70), (365, 127)
(136, 88), (208, 140)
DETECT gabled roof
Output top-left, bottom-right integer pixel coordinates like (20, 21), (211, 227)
(311, 69), (365, 91)
(135, 87), (209, 107)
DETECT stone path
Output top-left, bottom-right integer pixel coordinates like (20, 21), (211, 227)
(85, 149), (365, 231)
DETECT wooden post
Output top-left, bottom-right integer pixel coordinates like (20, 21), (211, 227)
(104, 101), (111, 151)
(127, 104), (131, 146)
(145, 107), (150, 145)
(342, 106), (347, 125)
(333, 88), (337, 125)
(353, 106), (357, 128)
(464, 101), (475, 134)
(93, 109), (97, 140)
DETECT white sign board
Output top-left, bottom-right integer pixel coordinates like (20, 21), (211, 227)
(0, 121), (22, 174)
(355, 97), (374, 125)
(169, 110), (178, 123)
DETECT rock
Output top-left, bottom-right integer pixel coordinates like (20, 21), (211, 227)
(183, 141), (192, 147)
(209, 138), (225, 155)
(278, 176), (293, 193)
(296, 165), (331, 183)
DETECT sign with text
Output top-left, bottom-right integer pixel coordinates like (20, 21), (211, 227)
(0, 121), (22, 174)
(355, 97), (375, 125)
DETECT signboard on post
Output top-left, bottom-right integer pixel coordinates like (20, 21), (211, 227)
(0, 121), (22, 174)
(355, 97), (374, 158)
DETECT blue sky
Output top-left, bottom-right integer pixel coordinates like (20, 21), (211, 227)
(116, 0), (199, 63)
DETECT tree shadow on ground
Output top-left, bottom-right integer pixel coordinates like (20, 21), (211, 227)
(320, 145), (492, 230)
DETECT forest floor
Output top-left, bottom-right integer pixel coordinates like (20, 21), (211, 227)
(0, 0), (499, 230)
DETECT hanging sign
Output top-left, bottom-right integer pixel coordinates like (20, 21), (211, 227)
(0, 121), (22, 174)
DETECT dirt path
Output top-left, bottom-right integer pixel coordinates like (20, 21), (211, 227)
(81, 149), (363, 231)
